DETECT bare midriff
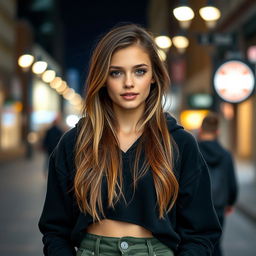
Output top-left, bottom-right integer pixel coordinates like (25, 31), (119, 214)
(86, 219), (153, 238)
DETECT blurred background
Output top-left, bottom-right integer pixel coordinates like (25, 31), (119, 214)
(0, 0), (255, 255)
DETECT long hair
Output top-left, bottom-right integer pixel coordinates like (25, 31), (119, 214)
(74, 24), (179, 221)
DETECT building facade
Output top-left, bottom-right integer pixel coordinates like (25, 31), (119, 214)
(148, 0), (256, 167)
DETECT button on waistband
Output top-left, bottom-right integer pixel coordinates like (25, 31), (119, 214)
(120, 241), (129, 250)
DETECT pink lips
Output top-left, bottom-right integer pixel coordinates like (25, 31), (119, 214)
(120, 93), (139, 100)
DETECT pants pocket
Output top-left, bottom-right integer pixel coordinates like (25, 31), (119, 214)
(76, 248), (95, 256)
(154, 250), (174, 256)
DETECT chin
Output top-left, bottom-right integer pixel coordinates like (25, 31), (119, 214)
(121, 102), (142, 109)
(113, 100), (145, 112)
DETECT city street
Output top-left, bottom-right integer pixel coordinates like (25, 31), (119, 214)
(0, 152), (256, 256)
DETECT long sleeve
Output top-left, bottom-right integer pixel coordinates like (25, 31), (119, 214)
(39, 137), (77, 255)
(175, 132), (222, 256)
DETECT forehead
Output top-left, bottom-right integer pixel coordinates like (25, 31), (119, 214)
(110, 45), (151, 66)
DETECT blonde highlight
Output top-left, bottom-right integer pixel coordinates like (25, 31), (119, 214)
(74, 24), (179, 221)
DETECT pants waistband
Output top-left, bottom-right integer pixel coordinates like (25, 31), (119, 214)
(78, 233), (171, 256)
(83, 232), (159, 245)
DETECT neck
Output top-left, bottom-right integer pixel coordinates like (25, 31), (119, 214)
(199, 132), (217, 141)
(113, 105), (145, 134)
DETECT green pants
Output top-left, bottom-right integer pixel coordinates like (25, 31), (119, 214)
(77, 233), (174, 256)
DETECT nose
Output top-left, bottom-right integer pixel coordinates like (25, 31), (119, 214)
(124, 73), (134, 88)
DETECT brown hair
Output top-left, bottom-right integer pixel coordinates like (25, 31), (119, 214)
(74, 24), (179, 221)
(201, 112), (219, 133)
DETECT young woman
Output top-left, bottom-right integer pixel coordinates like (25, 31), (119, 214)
(39, 24), (221, 256)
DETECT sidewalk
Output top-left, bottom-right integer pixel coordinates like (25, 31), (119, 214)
(235, 160), (256, 224)
(0, 151), (255, 256)
(0, 151), (46, 256)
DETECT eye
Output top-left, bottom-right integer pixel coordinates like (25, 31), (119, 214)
(109, 70), (122, 77)
(135, 69), (147, 76)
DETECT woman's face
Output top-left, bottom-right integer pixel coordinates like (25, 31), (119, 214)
(106, 44), (154, 113)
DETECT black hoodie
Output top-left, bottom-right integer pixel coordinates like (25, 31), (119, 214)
(198, 140), (238, 211)
(39, 113), (221, 256)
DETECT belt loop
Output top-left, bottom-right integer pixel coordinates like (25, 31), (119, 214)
(94, 237), (101, 256)
(147, 240), (154, 256)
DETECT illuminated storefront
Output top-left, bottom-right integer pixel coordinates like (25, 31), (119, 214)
(1, 101), (22, 150)
(31, 78), (60, 131)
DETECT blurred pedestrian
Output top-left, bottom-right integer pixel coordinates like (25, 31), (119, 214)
(198, 112), (238, 256)
(42, 116), (64, 157)
(42, 116), (64, 174)
(39, 23), (221, 256)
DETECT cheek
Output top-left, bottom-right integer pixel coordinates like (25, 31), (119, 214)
(106, 82), (119, 100)
(141, 78), (152, 95)
(106, 86), (114, 99)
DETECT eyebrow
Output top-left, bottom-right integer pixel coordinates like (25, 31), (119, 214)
(109, 64), (149, 69)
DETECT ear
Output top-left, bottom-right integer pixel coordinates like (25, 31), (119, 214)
(151, 77), (155, 84)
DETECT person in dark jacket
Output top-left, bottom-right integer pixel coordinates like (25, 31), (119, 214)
(198, 112), (238, 256)
(42, 117), (64, 177)
(42, 117), (64, 157)
(39, 24), (221, 256)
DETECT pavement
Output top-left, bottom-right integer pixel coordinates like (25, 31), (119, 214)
(0, 151), (46, 256)
(221, 159), (256, 256)
(0, 150), (255, 256)
(235, 159), (256, 224)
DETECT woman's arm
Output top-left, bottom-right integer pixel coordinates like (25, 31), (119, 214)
(175, 131), (222, 256)
(39, 132), (77, 256)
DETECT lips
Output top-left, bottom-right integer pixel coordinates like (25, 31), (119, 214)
(120, 92), (139, 100)
(120, 93), (139, 96)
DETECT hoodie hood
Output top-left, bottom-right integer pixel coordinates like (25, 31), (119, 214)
(76, 113), (184, 133)
(165, 112), (184, 133)
(198, 140), (224, 166)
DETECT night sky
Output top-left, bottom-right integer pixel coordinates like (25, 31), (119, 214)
(18, 0), (149, 93)
(59, 0), (149, 91)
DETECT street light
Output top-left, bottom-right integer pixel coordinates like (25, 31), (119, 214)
(155, 35), (172, 49)
(50, 76), (62, 89)
(32, 60), (48, 74)
(173, 0), (195, 29)
(173, 0), (221, 29)
(18, 54), (84, 116)
(18, 54), (34, 69)
(199, 3), (221, 29)
(172, 35), (190, 53)
(55, 81), (68, 94)
(42, 69), (56, 83)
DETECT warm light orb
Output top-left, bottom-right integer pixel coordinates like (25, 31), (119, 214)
(56, 81), (68, 93)
(50, 77), (62, 89)
(180, 110), (209, 130)
(172, 35), (189, 53)
(70, 94), (82, 106)
(32, 61), (48, 74)
(173, 6), (195, 29)
(155, 36), (172, 49)
(199, 6), (221, 28)
(27, 132), (39, 144)
(63, 88), (75, 100)
(173, 6), (195, 21)
(199, 6), (221, 21)
(18, 54), (34, 68)
(42, 70), (56, 83)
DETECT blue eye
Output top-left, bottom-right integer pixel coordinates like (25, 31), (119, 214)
(109, 70), (122, 77)
(135, 69), (147, 76)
